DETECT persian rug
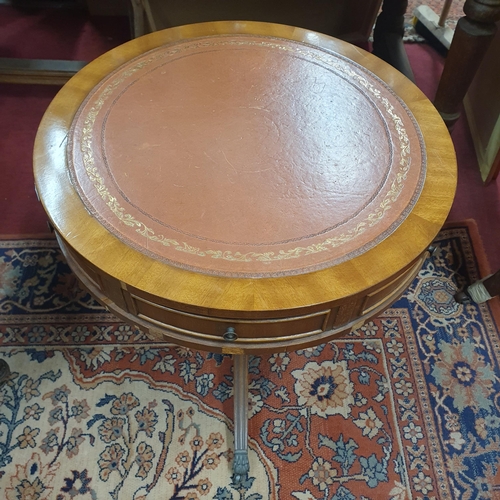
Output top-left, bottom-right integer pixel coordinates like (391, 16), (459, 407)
(1, 221), (500, 500)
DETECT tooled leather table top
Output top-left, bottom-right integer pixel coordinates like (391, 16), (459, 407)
(68, 34), (426, 278)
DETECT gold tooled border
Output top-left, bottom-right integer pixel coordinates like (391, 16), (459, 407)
(69, 35), (427, 277)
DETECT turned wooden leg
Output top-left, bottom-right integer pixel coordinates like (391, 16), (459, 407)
(434, 0), (500, 129)
(372, 0), (416, 82)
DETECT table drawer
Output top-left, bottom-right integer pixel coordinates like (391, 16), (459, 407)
(128, 292), (332, 345)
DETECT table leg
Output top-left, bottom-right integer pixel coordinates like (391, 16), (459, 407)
(233, 353), (249, 480)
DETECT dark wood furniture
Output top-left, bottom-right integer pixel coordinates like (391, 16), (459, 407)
(129, 0), (382, 43)
(372, 0), (415, 81)
(1, 0), (417, 84)
(434, 0), (500, 129)
(434, 0), (500, 304)
(463, 21), (500, 185)
(130, 0), (415, 81)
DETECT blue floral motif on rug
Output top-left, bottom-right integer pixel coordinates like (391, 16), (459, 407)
(0, 224), (499, 499)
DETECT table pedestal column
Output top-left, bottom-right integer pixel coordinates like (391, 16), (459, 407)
(233, 354), (250, 480)
(0, 359), (10, 387)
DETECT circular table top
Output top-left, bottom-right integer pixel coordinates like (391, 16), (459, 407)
(68, 34), (425, 278)
(34, 21), (456, 313)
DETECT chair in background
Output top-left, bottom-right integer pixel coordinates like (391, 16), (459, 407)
(129, 0), (416, 81)
(129, 0), (383, 44)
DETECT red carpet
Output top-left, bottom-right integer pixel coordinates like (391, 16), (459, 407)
(0, 4), (130, 238)
(0, 5), (129, 60)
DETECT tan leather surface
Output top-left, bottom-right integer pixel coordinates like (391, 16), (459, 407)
(68, 34), (426, 277)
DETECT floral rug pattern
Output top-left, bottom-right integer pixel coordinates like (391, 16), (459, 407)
(0, 225), (500, 499)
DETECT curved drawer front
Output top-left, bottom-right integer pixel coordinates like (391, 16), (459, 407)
(57, 233), (425, 353)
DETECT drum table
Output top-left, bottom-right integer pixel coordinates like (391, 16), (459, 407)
(34, 21), (456, 479)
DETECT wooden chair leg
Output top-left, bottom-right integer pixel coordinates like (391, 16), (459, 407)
(434, 0), (500, 129)
(372, 0), (416, 82)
